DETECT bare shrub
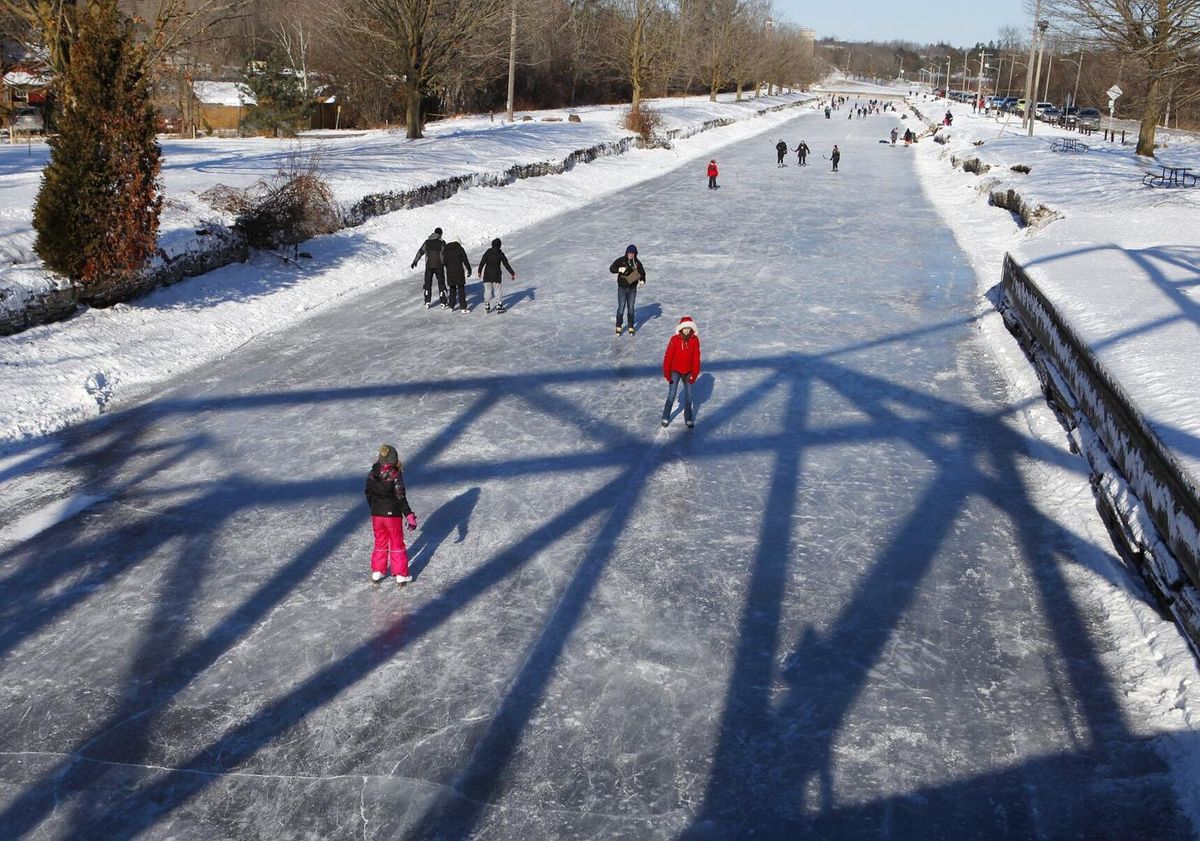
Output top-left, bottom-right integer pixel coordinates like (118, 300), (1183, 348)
(623, 103), (664, 144)
(201, 148), (340, 250)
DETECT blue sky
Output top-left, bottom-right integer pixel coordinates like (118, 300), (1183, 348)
(777, 0), (1029, 47)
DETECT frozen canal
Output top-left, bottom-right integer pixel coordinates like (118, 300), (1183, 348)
(1, 111), (1196, 839)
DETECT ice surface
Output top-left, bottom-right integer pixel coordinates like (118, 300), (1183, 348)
(0, 106), (1197, 839)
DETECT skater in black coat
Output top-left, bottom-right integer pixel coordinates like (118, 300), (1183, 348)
(795, 141), (809, 166)
(477, 238), (516, 312)
(830, 145), (841, 172)
(442, 237), (473, 312)
(365, 445), (417, 584)
(775, 140), (788, 167)
(411, 227), (447, 308)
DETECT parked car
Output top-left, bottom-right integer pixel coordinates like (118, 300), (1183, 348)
(1015, 98), (1028, 114)
(9, 107), (44, 133)
(1033, 101), (1055, 118)
(1077, 107), (1102, 130)
(1001, 96), (1019, 111)
(1040, 106), (1062, 123)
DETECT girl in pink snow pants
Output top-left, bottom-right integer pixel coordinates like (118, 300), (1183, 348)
(364, 445), (418, 584)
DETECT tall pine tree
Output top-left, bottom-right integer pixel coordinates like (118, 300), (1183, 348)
(240, 49), (310, 138)
(33, 0), (162, 297)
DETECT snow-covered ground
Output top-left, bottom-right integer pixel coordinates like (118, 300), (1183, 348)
(0, 93), (814, 446)
(2, 94), (1200, 837)
(0, 92), (809, 317)
(908, 92), (1200, 822)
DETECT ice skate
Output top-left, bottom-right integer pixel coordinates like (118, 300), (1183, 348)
(371, 571), (385, 583)
(395, 574), (413, 586)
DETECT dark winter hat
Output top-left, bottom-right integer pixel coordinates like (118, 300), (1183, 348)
(492, 238), (502, 248)
(625, 244), (638, 256)
(434, 227), (443, 236)
(378, 445), (399, 465)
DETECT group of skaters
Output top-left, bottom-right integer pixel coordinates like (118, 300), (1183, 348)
(770, 139), (834, 170)
(889, 126), (918, 146)
(375, 244), (703, 586)
(410, 228), (517, 313)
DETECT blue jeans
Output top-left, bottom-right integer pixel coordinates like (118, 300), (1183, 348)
(663, 371), (694, 424)
(616, 285), (638, 327)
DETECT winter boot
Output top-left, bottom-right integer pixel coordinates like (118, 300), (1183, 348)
(661, 418), (670, 428)
(627, 325), (636, 335)
(615, 324), (622, 335)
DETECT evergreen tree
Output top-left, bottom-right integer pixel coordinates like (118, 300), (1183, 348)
(240, 50), (310, 138)
(32, 0), (161, 295)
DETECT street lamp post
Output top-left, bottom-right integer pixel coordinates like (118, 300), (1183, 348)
(945, 55), (952, 99)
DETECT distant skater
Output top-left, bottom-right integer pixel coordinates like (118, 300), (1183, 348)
(661, 316), (701, 429)
(365, 445), (417, 586)
(707, 159), (719, 189)
(890, 127), (899, 145)
(830, 144), (841, 172)
(775, 139), (788, 167)
(477, 238), (516, 313)
(795, 140), (809, 166)
(610, 244), (646, 335)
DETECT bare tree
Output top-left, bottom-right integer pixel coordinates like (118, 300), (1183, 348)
(332, 0), (507, 137)
(1045, 0), (1200, 156)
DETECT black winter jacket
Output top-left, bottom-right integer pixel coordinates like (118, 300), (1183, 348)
(365, 464), (413, 518)
(610, 255), (646, 288)
(413, 235), (444, 270)
(478, 247), (514, 283)
(443, 242), (472, 285)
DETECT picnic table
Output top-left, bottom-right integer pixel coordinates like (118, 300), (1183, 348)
(1142, 165), (1197, 188)
(1050, 137), (1089, 153)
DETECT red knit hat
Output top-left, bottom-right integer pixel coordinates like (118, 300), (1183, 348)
(676, 316), (697, 335)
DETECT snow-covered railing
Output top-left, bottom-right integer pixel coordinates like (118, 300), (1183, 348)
(1000, 252), (1200, 649)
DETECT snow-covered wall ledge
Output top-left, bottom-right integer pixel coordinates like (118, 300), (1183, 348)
(1, 96), (809, 334)
(1000, 253), (1200, 648)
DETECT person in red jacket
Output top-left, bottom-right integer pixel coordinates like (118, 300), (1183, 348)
(707, 159), (719, 189)
(662, 316), (701, 428)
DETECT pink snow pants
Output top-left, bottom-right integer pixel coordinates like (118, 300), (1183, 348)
(371, 516), (410, 576)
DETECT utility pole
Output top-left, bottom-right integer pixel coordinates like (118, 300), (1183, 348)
(1027, 17), (1049, 136)
(1022, 0), (1043, 132)
(976, 50), (989, 109)
(505, 0), (517, 123)
(1070, 47), (1083, 112)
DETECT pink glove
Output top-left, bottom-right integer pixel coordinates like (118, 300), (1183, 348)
(405, 513), (418, 531)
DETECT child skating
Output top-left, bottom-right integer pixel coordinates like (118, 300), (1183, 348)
(707, 159), (719, 189)
(477, 238), (517, 312)
(661, 316), (701, 429)
(364, 445), (418, 585)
